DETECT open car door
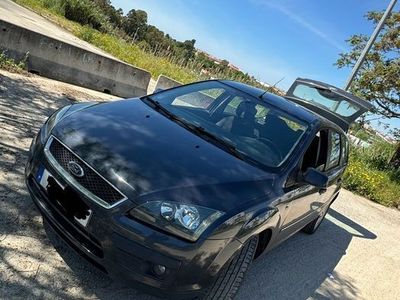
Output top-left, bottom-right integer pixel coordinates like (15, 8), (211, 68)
(285, 78), (374, 132)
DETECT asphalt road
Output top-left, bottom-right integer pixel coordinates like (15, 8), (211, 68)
(0, 70), (400, 299)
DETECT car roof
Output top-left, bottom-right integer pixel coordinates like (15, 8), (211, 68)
(219, 80), (345, 134)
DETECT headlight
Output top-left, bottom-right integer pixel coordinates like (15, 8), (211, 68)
(40, 105), (71, 143)
(130, 201), (224, 242)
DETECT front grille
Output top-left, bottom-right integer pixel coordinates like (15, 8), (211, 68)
(28, 176), (106, 267)
(47, 137), (126, 207)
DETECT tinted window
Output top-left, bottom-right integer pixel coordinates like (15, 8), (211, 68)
(148, 81), (308, 168)
(328, 131), (341, 169)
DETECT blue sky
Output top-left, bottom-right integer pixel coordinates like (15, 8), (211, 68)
(111, 0), (399, 133)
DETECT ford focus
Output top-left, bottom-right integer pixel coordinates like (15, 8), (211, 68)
(25, 79), (372, 299)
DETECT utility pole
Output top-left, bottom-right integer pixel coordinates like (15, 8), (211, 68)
(344, 0), (397, 91)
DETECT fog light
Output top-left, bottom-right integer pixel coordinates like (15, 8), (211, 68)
(153, 264), (166, 276)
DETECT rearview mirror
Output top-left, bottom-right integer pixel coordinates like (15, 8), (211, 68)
(302, 168), (328, 188)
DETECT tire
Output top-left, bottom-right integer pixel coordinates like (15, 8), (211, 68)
(302, 203), (330, 234)
(202, 236), (258, 300)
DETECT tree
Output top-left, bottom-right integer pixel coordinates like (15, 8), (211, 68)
(196, 52), (214, 69)
(180, 39), (196, 64)
(144, 25), (166, 50)
(336, 11), (400, 118)
(92, 0), (123, 28)
(123, 9), (148, 41)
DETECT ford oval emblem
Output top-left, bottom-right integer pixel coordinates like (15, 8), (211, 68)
(67, 161), (84, 178)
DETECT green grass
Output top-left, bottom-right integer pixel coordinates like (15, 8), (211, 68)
(76, 26), (201, 83)
(14, 0), (203, 83)
(0, 51), (27, 73)
(343, 148), (400, 208)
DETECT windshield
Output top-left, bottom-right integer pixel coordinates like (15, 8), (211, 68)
(145, 81), (308, 168)
(291, 83), (361, 118)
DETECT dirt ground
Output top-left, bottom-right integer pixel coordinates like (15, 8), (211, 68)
(0, 70), (400, 300)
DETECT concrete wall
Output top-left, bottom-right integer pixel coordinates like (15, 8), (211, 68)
(154, 75), (182, 92)
(0, 20), (151, 98)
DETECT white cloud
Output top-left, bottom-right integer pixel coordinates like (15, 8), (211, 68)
(252, 0), (346, 52)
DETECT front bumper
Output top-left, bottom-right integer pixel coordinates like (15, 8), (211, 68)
(25, 140), (240, 298)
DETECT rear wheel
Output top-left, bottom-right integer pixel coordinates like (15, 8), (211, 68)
(202, 236), (258, 300)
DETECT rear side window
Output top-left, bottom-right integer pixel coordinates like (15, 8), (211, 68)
(327, 131), (341, 169)
(223, 98), (271, 124)
(171, 88), (225, 109)
(223, 96), (244, 115)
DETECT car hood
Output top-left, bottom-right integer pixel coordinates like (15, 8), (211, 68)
(52, 100), (276, 211)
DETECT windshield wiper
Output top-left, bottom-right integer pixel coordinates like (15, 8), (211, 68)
(186, 125), (245, 160)
(143, 96), (182, 121)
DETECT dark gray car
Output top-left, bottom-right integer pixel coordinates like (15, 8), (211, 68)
(25, 79), (372, 299)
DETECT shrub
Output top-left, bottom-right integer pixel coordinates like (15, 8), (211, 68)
(352, 140), (396, 171)
(79, 25), (96, 42)
(64, 0), (110, 32)
(343, 153), (400, 208)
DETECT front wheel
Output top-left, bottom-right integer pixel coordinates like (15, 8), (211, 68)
(203, 236), (258, 300)
(302, 203), (331, 234)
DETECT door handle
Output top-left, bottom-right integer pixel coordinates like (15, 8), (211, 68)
(319, 188), (327, 194)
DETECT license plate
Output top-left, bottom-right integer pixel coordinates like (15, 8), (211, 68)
(36, 165), (60, 189)
(35, 165), (92, 227)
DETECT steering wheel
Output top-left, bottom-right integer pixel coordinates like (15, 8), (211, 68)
(257, 137), (283, 161)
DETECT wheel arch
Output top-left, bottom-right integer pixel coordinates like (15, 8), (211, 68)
(254, 228), (273, 259)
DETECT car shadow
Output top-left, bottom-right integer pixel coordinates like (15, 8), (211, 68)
(38, 206), (376, 300)
(236, 208), (376, 300)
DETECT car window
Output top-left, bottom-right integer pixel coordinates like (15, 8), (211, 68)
(148, 81), (309, 168)
(292, 84), (360, 117)
(301, 130), (328, 172)
(341, 135), (348, 164)
(171, 88), (225, 110)
(223, 96), (244, 115)
(327, 131), (341, 169)
(254, 104), (269, 124)
(223, 98), (270, 124)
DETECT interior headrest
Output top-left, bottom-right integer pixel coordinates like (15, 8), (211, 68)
(236, 101), (257, 118)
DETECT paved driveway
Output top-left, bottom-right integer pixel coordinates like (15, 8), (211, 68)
(1, 70), (399, 299)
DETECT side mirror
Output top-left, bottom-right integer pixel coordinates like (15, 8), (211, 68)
(302, 168), (328, 188)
